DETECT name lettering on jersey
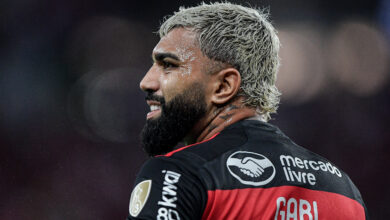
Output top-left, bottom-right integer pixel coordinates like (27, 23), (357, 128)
(274, 197), (318, 220)
(227, 151), (276, 186)
(157, 170), (181, 220)
(280, 155), (342, 186)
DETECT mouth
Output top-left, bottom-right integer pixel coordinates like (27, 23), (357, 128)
(146, 100), (162, 119)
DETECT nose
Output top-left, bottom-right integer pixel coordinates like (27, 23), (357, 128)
(140, 65), (160, 92)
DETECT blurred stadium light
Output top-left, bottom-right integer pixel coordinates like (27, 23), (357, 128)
(277, 23), (326, 104)
(328, 20), (389, 96)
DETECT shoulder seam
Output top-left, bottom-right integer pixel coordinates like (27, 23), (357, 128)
(156, 132), (220, 157)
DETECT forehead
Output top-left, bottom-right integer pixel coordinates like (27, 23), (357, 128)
(153, 28), (198, 57)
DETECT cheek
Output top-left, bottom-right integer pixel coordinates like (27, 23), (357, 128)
(161, 77), (168, 87)
(160, 74), (175, 88)
(160, 74), (182, 101)
(179, 63), (195, 76)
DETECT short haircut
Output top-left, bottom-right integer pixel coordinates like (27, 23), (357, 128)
(160, 2), (281, 121)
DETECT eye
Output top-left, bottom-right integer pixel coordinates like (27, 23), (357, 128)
(161, 60), (178, 69)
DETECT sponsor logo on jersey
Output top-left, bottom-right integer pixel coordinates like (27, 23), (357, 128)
(274, 196), (318, 220)
(129, 180), (152, 217)
(280, 155), (342, 186)
(226, 151), (276, 186)
(157, 170), (181, 220)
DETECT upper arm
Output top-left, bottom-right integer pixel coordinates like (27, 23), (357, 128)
(127, 157), (206, 220)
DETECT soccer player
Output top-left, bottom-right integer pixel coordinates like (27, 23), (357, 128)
(127, 2), (368, 219)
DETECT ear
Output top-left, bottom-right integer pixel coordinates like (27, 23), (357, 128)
(210, 68), (241, 105)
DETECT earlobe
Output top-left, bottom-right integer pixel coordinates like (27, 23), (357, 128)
(211, 68), (241, 105)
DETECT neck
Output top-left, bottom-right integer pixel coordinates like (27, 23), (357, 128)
(192, 97), (258, 143)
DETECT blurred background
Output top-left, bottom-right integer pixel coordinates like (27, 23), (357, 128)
(0, 0), (389, 219)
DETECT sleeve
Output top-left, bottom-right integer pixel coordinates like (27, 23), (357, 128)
(127, 156), (207, 220)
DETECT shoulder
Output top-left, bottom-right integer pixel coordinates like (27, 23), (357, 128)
(135, 156), (202, 187)
(128, 156), (208, 219)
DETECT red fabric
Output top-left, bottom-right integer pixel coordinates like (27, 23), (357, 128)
(202, 185), (365, 220)
(156, 133), (220, 157)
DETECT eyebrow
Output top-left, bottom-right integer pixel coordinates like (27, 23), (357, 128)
(153, 52), (181, 62)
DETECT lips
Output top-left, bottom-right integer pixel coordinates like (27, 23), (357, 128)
(146, 100), (162, 119)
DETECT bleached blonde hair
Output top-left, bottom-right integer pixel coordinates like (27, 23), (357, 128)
(159, 2), (281, 121)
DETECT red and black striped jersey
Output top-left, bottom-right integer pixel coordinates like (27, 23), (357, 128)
(127, 119), (368, 220)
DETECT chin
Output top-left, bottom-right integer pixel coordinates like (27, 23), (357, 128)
(141, 82), (207, 156)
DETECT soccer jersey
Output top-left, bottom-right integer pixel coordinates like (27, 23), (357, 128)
(127, 119), (368, 220)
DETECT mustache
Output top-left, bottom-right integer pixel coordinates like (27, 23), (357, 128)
(145, 92), (165, 104)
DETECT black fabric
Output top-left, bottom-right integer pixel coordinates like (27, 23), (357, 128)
(127, 120), (368, 220)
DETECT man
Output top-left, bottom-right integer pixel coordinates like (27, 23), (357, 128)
(127, 2), (368, 219)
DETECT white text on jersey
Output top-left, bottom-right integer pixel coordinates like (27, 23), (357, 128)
(157, 170), (181, 220)
(274, 197), (318, 220)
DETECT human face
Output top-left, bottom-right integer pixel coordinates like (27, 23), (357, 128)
(139, 28), (213, 120)
(139, 28), (213, 156)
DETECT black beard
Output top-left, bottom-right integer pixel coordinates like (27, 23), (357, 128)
(141, 83), (207, 157)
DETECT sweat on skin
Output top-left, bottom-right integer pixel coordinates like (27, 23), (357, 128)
(141, 27), (258, 147)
